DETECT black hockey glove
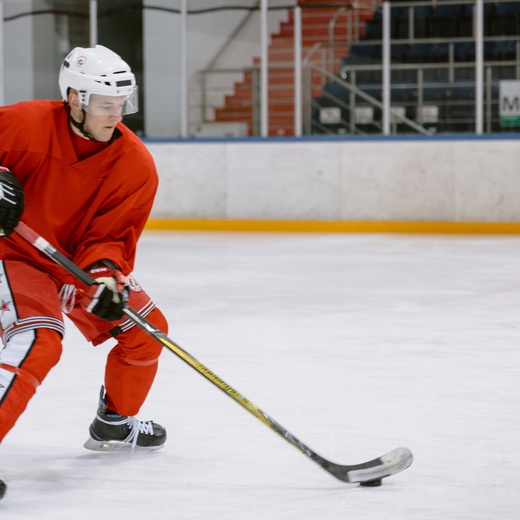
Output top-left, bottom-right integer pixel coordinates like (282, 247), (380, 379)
(82, 264), (130, 321)
(0, 167), (25, 237)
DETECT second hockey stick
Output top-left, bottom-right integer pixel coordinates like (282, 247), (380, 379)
(14, 220), (413, 486)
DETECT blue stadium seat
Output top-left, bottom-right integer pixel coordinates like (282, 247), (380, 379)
(431, 42), (450, 62)
(322, 82), (348, 100)
(489, 1), (520, 35)
(493, 40), (518, 60)
(408, 43), (434, 63)
(390, 6), (408, 39)
(484, 41), (498, 61)
(445, 85), (475, 101)
(361, 87), (382, 102)
(391, 43), (410, 63)
(391, 87), (417, 102)
(495, 1), (520, 14)
(394, 4), (438, 39)
(412, 6), (434, 38)
(453, 42), (475, 62)
(422, 86), (446, 102)
(428, 3), (467, 37)
(364, 10), (382, 40)
(345, 43), (382, 65)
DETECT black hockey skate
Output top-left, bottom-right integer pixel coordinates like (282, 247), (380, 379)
(0, 479), (6, 500)
(83, 386), (166, 452)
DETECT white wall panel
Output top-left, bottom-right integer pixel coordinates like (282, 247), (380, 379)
(453, 140), (520, 222)
(339, 141), (456, 221)
(226, 142), (341, 220)
(147, 143), (227, 219)
(147, 139), (520, 223)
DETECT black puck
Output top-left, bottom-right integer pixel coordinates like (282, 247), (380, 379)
(0, 480), (7, 500)
(359, 478), (383, 487)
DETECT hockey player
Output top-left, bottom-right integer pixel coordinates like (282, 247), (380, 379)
(0, 45), (168, 498)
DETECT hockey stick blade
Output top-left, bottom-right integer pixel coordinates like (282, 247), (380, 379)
(323, 446), (413, 483)
(14, 221), (413, 485)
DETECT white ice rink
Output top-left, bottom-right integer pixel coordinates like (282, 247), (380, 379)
(1, 231), (519, 519)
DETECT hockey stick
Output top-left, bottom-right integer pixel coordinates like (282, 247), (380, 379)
(14, 220), (413, 486)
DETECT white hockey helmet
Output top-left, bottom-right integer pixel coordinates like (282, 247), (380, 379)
(59, 45), (138, 115)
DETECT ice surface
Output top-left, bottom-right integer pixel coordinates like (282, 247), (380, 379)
(1, 231), (519, 519)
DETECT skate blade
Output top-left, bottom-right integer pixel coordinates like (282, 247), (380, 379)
(83, 437), (165, 453)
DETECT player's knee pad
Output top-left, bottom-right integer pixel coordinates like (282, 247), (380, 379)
(112, 307), (168, 366)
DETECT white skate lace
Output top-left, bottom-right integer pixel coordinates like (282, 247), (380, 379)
(96, 414), (155, 451)
(123, 416), (155, 451)
(58, 284), (77, 314)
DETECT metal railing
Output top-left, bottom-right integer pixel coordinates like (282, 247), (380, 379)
(315, 60), (518, 135)
(196, 0), (520, 137)
(305, 61), (433, 135)
(197, 1), (380, 137)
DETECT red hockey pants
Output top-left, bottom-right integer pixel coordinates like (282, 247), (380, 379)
(0, 260), (167, 443)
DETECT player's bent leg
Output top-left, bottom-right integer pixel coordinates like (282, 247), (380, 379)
(84, 307), (168, 452)
(104, 306), (167, 416)
(0, 328), (62, 442)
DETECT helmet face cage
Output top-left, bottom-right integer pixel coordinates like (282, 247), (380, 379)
(59, 45), (139, 116)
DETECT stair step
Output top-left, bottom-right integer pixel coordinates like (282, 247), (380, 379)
(210, 3), (378, 135)
(239, 75), (314, 87)
(300, 12), (373, 24)
(271, 34), (349, 48)
(278, 23), (353, 36)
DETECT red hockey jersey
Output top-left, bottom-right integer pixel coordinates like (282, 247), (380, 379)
(0, 100), (158, 285)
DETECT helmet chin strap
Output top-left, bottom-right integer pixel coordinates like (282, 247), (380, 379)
(66, 104), (100, 142)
